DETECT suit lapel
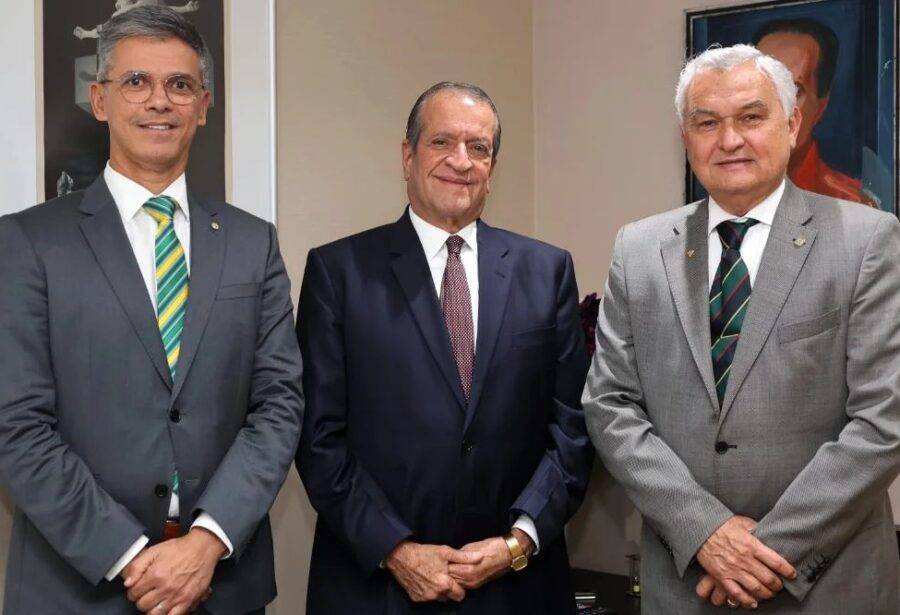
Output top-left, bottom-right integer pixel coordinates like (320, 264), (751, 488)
(660, 203), (719, 411)
(390, 211), (467, 410)
(170, 192), (226, 400)
(718, 182), (815, 424)
(79, 176), (173, 389)
(464, 221), (511, 432)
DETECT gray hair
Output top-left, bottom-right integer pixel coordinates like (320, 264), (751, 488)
(406, 81), (502, 164)
(96, 4), (211, 89)
(674, 44), (797, 127)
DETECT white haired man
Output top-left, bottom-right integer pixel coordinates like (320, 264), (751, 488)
(583, 44), (900, 613)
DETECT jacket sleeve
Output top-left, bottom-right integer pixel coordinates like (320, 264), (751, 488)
(582, 226), (734, 577)
(295, 248), (413, 575)
(0, 215), (146, 584)
(753, 214), (900, 602)
(509, 251), (595, 548)
(193, 223), (304, 557)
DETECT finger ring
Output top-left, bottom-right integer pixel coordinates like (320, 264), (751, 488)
(726, 598), (738, 608)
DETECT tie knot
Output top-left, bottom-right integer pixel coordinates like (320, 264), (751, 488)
(446, 235), (465, 255)
(716, 219), (758, 250)
(143, 195), (179, 223)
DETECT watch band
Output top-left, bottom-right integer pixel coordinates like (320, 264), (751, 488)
(504, 532), (529, 572)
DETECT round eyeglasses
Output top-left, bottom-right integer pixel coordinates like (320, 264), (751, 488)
(99, 71), (204, 105)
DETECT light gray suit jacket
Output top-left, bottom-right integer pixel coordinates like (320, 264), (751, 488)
(0, 176), (303, 614)
(583, 182), (900, 614)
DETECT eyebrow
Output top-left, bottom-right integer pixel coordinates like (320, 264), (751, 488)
(688, 99), (769, 120)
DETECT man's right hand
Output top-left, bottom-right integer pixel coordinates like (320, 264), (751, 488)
(385, 541), (483, 603)
(696, 515), (796, 609)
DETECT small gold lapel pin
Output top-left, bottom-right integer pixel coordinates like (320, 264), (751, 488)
(687, 249), (695, 258)
(211, 221), (220, 231)
(793, 237), (806, 247)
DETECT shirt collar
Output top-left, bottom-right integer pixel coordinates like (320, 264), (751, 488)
(707, 179), (784, 237)
(104, 162), (190, 224)
(408, 205), (478, 261)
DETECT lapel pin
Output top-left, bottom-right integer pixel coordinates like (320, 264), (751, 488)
(211, 221), (220, 231)
(793, 237), (806, 247)
(687, 249), (695, 258)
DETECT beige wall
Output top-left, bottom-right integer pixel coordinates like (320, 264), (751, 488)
(1, 1), (897, 611)
(270, 0), (534, 610)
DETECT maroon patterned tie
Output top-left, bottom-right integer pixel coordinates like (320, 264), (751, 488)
(441, 235), (474, 400)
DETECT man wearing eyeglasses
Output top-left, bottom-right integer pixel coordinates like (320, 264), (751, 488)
(0, 6), (302, 615)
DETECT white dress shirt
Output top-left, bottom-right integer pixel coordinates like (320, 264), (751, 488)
(408, 206), (540, 553)
(103, 163), (233, 580)
(707, 179), (785, 290)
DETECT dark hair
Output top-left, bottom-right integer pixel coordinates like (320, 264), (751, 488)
(753, 18), (839, 98)
(97, 4), (211, 88)
(405, 81), (501, 163)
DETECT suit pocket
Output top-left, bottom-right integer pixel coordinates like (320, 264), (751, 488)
(778, 308), (840, 344)
(512, 325), (556, 349)
(216, 282), (260, 300)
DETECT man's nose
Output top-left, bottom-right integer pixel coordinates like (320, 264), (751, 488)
(144, 79), (173, 112)
(718, 121), (745, 151)
(445, 143), (473, 172)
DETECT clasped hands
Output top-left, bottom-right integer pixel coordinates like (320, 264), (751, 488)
(121, 528), (226, 614)
(385, 529), (534, 603)
(695, 515), (797, 610)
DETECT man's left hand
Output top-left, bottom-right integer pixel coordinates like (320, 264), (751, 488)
(696, 573), (778, 609)
(124, 528), (226, 614)
(448, 529), (535, 590)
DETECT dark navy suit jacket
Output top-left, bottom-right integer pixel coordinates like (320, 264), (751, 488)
(296, 210), (593, 614)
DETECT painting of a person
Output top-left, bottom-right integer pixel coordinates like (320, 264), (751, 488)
(754, 18), (874, 206)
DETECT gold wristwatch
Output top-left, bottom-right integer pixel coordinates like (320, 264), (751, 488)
(503, 532), (529, 572)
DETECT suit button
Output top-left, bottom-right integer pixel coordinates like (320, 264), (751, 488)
(461, 440), (474, 453)
(154, 484), (169, 499)
(169, 408), (181, 423)
(714, 441), (730, 454)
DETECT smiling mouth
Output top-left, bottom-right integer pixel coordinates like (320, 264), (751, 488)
(138, 122), (178, 132)
(435, 176), (470, 186)
(716, 159), (753, 168)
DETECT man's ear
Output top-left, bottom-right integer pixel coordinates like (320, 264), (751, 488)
(90, 81), (108, 121)
(788, 105), (802, 149)
(196, 90), (211, 127)
(401, 139), (413, 181)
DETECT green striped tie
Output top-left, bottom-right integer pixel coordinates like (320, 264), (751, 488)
(143, 195), (188, 502)
(143, 196), (189, 378)
(709, 219), (758, 405)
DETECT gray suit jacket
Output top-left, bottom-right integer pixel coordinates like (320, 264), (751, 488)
(0, 176), (303, 614)
(583, 182), (900, 614)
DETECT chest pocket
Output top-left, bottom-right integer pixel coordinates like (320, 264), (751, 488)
(778, 308), (840, 344)
(216, 282), (260, 300)
(511, 325), (556, 349)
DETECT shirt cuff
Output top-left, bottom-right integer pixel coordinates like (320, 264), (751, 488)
(105, 535), (149, 581)
(512, 514), (540, 555)
(192, 512), (234, 559)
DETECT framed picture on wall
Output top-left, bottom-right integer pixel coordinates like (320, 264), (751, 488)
(0, 0), (276, 223)
(685, 0), (898, 215)
(43, 0), (226, 201)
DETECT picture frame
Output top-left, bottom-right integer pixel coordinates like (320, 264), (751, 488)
(0, 0), (276, 223)
(685, 0), (898, 215)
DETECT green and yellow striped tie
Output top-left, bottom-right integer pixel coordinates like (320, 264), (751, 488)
(143, 195), (188, 503)
(143, 196), (189, 378)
